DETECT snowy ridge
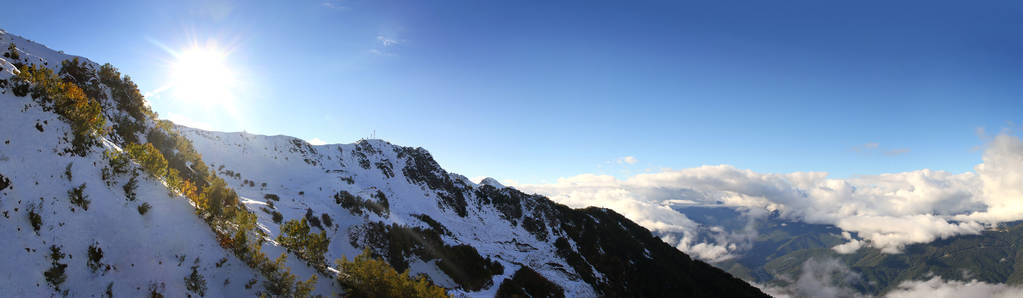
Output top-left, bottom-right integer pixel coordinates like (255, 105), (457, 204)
(0, 31), (264, 297)
(178, 127), (598, 296)
(0, 28), (766, 297)
(179, 126), (768, 297)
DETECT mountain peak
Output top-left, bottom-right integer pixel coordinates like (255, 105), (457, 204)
(480, 177), (505, 189)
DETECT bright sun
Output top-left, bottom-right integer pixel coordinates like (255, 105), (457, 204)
(169, 45), (236, 106)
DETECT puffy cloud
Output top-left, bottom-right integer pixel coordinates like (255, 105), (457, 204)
(885, 277), (1023, 298)
(517, 134), (1023, 257)
(959, 134), (1023, 222)
(832, 231), (864, 254)
(618, 156), (638, 165)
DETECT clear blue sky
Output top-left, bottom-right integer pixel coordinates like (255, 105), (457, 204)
(4, 0), (1021, 184)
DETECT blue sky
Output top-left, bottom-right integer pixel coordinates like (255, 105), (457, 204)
(3, 0), (1021, 184)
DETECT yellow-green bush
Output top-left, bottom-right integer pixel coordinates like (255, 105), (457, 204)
(125, 142), (168, 178)
(336, 248), (450, 298)
(278, 218), (330, 269)
(12, 64), (105, 155)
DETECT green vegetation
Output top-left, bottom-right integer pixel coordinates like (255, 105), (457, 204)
(334, 190), (387, 217)
(44, 245), (68, 291)
(126, 142), (169, 178)
(123, 175), (138, 201)
(0, 174), (9, 191)
(59, 58), (105, 101)
(277, 218), (330, 269)
(28, 207), (42, 232)
(185, 265), (208, 297)
(197, 177), (238, 220)
(304, 208), (323, 229)
(0, 56), (322, 295)
(11, 64), (105, 155)
(87, 244), (104, 272)
(98, 63), (154, 122)
(46, 60), (317, 295)
(252, 251), (318, 297)
(5, 43), (19, 60)
(105, 149), (131, 175)
(64, 162), (73, 181)
(68, 183), (90, 211)
(137, 202), (152, 215)
(320, 213), (333, 228)
(336, 248), (450, 298)
(358, 222), (503, 291)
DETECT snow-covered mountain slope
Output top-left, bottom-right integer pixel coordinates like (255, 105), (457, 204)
(179, 126), (769, 297)
(1, 27), (765, 297)
(0, 30), (264, 297)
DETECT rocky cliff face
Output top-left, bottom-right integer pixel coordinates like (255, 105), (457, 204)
(179, 126), (768, 297)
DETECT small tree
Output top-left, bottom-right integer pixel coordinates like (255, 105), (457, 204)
(197, 178), (237, 219)
(5, 43), (19, 60)
(185, 265), (208, 297)
(126, 143), (168, 178)
(123, 175), (138, 201)
(28, 207), (42, 232)
(137, 202), (152, 215)
(88, 244), (104, 272)
(44, 245), (68, 291)
(69, 183), (90, 211)
(278, 218), (329, 269)
(336, 248), (450, 298)
(64, 163), (73, 181)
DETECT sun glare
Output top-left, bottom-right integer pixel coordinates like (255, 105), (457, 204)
(169, 44), (236, 106)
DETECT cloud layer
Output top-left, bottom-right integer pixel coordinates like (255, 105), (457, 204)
(886, 277), (1023, 298)
(515, 134), (1023, 259)
(759, 258), (1023, 298)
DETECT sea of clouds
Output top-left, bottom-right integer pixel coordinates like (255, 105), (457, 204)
(515, 133), (1023, 261)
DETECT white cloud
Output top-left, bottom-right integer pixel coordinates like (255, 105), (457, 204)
(885, 277), (1023, 298)
(758, 258), (1023, 297)
(758, 258), (866, 298)
(832, 231), (865, 254)
(376, 36), (401, 47)
(517, 134), (1023, 257)
(321, 0), (348, 10)
(617, 156), (638, 165)
(307, 137), (327, 145)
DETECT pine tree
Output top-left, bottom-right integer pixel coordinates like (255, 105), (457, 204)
(5, 43), (18, 60)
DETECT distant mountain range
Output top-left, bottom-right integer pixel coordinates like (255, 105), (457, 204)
(673, 205), (1023, 296)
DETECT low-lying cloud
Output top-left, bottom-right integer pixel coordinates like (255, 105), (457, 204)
(885, 277), (1023, 298)
(515, 134), (1023, 259)
(759, 258), (1023, 297)
(760, 258), (866, 298)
